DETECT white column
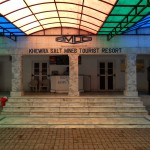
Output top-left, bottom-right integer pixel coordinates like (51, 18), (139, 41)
(11, 54), (23, 96)
(68, 54), (79, 96)
(124, 53), (138, 96)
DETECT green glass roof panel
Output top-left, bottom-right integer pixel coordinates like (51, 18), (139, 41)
(117, 0), (140, 5)
(140, 8), (150, 15)
(118, 32), (122, 34)
(102, 23), (118, 28)
(98, 31), (110, 34)
(100, 28), (114, 32)
(111, 7), (133, 15)
(106, 16), (125, 22)
(126, 23), (135, 27)
(132, 16), (144, 22)
(140, 0), (149, 5)
(98, 0), (150, 37)
(120, 28), (127, 31)
(128, 16), (136, 22)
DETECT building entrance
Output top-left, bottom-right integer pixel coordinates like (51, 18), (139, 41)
(99, 62), (115, 90)
(32, 62), (49, 91)
(33, 62), (48, 80)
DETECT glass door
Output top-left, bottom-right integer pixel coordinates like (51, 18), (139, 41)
(99, 62), (114, 90)
(32, 62), (48, 90)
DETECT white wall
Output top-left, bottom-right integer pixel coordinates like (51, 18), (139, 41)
(23, 55), (50, 91)
(22, 55), (126, 92)
(1, 34), (150, 55)
(0, 56), (11, 91)
(79, 55), (98, 91)
(79, 55), (126, 91)
(0, 54), (149, 92)
(137, 55), (150, 92)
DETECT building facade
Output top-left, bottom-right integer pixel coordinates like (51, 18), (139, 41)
(0, 28), (150, 97)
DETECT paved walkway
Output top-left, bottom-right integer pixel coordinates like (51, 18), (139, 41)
(0, 128), (150, 150)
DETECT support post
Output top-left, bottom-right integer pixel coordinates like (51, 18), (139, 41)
(124, 53), (138, 96)
(10, 54), (23, 96)
(68, 54), (80, 96)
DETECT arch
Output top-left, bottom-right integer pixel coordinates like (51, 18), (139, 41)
(0, 0), (116, 35)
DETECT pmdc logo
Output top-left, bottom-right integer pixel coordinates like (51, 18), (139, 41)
(56, 35), (92, 44)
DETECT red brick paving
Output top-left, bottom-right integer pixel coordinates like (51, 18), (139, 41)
(0, 128), (150, 150)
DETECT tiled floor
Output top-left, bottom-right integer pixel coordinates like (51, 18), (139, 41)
(0, 128), (150, 150)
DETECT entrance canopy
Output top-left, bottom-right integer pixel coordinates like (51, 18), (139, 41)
(0, 0), (150, 40)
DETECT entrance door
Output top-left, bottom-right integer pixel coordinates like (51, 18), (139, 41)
(99, 62), (114, 90)
(32, 62), (48, 90)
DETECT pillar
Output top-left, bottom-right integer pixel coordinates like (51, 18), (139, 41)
(68, 54), (79, 96)
(124, 53), (138, 96)
(11, 54), (23, 96)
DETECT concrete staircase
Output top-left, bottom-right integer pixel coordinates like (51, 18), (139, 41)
(1, 96), (148, 118)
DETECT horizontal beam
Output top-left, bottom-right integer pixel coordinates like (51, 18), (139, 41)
(0, 26), (17, 41)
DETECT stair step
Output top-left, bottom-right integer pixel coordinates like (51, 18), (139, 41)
(7, 102), (143, 107)
(8, 98), (142, 103)
(2, 107), (147, 112)
(4, 105), (146, 108)
(1, 112), (147, 118)
(2, 96), (147, 118)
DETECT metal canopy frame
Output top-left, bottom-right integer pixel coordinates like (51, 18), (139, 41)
(0, 26), (17, 41)
(105, 0), (150, 40)
(0, 14), (25, 41)
(0, 0), (150, 41)
(124, 14), (150, 34)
